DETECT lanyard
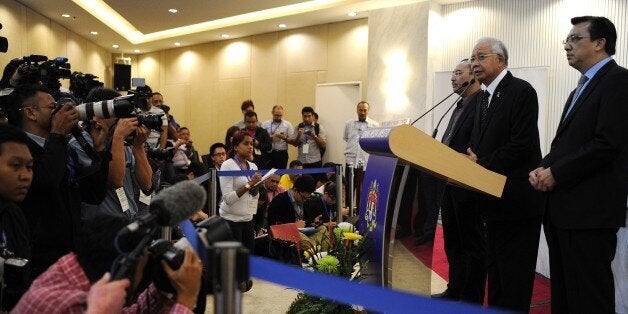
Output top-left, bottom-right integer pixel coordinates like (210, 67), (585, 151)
(321, 197), (332, 221)
(233, 155), (252, 181)
(270, 121), (281, 134)
(287, 190), (303, 221)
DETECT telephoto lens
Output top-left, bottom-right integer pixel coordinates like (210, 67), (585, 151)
(137, 113), (164, 131)
(147, 147), (174, 162)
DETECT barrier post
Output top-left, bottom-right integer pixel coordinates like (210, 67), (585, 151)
(347, 164), (355, 217)
(335, 164), (344, 224)
(161, 226), (171, 240)
(213, 241), (242, 314)
(210, 168), (218, 216)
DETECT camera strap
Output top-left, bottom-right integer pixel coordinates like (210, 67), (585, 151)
(70, 126), (101, 177)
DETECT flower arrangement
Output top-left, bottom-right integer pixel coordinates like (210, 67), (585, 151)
(287, 222), (370, 314)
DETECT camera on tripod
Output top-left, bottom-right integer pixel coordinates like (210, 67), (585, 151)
(10, 55), (71, 96)
(70, 71), (104, 102)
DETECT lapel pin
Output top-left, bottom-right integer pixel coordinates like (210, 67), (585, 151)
(496, 91), (500, 98)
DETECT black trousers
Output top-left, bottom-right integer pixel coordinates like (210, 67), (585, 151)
(268, 150), (288, 169)
(226, 220), (255, 252)
(545, 219), (618, 314)
(485, 218), (541, 312)
(441, 186), (486, 304)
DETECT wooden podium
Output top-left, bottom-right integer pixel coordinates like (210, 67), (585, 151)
(357, 125), (506, 286)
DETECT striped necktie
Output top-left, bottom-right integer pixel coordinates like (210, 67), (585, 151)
(563, 75), (589, 120)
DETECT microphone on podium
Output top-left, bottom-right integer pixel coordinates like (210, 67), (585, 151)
(432, 78), (476, 139)
(410, 80), (472, 126)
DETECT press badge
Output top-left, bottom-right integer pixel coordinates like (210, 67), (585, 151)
(248, 197), (257, 215)
(302, 143), (309, 154)
(115, 188), (130, 212)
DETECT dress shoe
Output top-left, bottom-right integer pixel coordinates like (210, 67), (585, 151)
(431, 289), (459, 301)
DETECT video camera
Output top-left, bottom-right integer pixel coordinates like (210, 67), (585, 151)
(0, 243), (30, 311)
(10, 55), (71, 96)
(0, 23), (8, 53)
(70, 71), (104, 102)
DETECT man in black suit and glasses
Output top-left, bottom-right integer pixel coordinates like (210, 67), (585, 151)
(530, 16), (627, 314)
(466, 37), (542, 312)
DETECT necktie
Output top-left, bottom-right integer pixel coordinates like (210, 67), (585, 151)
(564, 75), (589, 120)
(480, 90), (490, 126)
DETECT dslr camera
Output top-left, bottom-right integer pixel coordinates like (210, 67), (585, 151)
(0, 244), (30, 311)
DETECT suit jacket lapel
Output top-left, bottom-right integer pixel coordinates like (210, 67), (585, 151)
(556, 60), (617, 135)
(450, 90), (479, 140)
(478, 72), (512, 142)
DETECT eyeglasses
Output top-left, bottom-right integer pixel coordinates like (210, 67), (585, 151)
(469, 53), (499, 63)
(213, 152), (226, 156)
(563, 35), (591, 45)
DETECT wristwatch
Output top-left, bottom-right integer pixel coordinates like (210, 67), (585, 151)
(245, 183), (251, 190)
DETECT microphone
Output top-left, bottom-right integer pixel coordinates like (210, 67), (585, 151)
(410, 79), (474, 126)
(432, 79), (476, 139)
(119, 180), (206, 235)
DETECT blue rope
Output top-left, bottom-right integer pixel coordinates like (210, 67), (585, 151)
(249, 256), (496, 313)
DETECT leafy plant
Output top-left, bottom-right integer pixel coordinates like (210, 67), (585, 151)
(287, 224), (371, 314)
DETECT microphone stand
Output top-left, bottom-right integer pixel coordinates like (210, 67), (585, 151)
(432, 95), (462, 138)
(410, 82), (469, 126)
(431, 80), (476, 138)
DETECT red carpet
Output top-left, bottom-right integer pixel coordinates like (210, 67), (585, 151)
(400, 226), (551, 313)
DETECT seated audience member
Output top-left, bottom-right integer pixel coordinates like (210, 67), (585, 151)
(171, 127), (199, 173)
(315, 162), (337, 192)
(264, 173), (285, 203)
(267, 175), (317, 227)
(13, 214), (202, 313)
(0, 124), (34, 311)
(224, 126), (240, 153)
(208, 143), (227, 211)
(279, 160), (303, 190)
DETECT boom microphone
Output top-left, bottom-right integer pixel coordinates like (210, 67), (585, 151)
(410, 79), (473, 126)
(119, 180), (206, 235)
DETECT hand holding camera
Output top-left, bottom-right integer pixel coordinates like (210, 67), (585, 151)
(50, 102), (78, 135)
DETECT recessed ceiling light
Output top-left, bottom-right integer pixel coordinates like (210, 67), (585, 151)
(278, 23), (287, 28)
(61, 13), (71, 18)
(221, 34), (230, 38)
(174, 42), (181, 46)
(168, 8), (178, 14)
(347, 12), (357, 17)
(134, 49), (141, 53)
(90, 31), (98, 35)
(112, 44), (119, 49)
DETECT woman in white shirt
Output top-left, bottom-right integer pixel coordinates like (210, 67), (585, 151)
(219, 131), (262, 251)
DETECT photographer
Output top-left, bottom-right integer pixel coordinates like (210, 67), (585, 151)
(72, 87), (153, 220)
(0, 124), (33, 311)
(13, 214), (202, 313)
(5, 84), (110, 279)
(138, 86), (168, 149)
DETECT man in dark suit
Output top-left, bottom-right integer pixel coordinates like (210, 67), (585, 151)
(466, 37), (542, 312)
(433, 60), (484, 303)
(530, 16), (627, 314)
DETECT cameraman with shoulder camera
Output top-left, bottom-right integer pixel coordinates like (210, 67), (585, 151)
(13, 214), (202, 313)
(0, 124), (33, 311)
(5, 84), (110, 280)
(71, 87), (153, 220)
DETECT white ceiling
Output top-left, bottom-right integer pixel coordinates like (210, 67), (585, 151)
(17, 0), (426, 53)
(16, 0), (447, 54)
